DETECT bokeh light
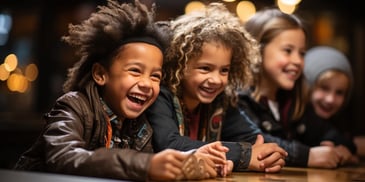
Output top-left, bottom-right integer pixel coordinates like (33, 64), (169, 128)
(7, 73), (29, 93)
(236, 1), (256, 22)
(185, 1), (205, 14)
(4, 53), (18, 72)
(0, 64), (10, 81)
(277, 0), (297, 14)
(25, 63), (38, 82)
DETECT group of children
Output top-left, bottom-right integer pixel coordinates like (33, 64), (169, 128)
(12, 0), (360, 181)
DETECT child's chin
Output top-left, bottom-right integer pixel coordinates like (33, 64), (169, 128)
(200, 98), (215, 104)
(124, 110), (144, 119)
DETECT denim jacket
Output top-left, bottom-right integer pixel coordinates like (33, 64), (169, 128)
(145, 86), (259, 171)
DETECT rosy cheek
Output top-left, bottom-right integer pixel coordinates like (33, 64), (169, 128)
(222, 79), (228, 86)
(152, 85), (160, 98)
(311, 92), (322, 103)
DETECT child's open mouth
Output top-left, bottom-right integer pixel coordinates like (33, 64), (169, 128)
(128, 94), (147, 105)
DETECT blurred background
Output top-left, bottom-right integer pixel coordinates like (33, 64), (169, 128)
(0, 0), (364, 169)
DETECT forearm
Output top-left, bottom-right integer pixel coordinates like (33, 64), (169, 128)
(222, 141), (252, 171)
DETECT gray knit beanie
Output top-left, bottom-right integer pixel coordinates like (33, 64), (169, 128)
(304, 46), (353, 88)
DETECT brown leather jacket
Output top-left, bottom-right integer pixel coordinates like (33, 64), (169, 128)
(14, 81), (154, 181)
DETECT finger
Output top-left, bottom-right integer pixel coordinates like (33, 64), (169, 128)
(264, 164), (282, 173)
(167, 163), (184, 176)
(258, 146), (287, 160)
(222, 164), (228, 177)
(175, 151), (190, 161)
(210, 156), (227, 165)
(160, 163), (184, 180)
(255, 134), (264, 145)
(210, 142), (229, 152)
(199, 151), (227, 165)
(271, 158), (285, 168)
(168, 152), (190, 168)
(227, 160), (234, 175)
(259, 152), (283, 168)
(201, 160), (217, 178)
(206, 148), (227, 162)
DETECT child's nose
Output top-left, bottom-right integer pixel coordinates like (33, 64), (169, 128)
(138, 77), (153, 90)
(208, 72), (223, 84)
(324, 93), (335, 103)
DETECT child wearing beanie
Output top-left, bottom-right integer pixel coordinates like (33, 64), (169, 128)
(304, 46), (353, 116)
(303, 45), (360, 164)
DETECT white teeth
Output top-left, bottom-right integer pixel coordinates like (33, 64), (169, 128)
(202, 87), (215, 93)
(130, 94), (147, 101)
(285, 70), (297, 77)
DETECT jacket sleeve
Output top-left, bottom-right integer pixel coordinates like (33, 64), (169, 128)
(223, 105), (310, 167)
(145, 87), (253, 171)
(322, 126), (357, 154)
(261, 134), (310, 167)
(300, 106), (357, 154)
(145, 87), (207, 152)
(43, 93), (152, 181)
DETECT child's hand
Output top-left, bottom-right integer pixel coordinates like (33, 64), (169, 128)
(148, 149), (187, 180)
(308, 146), (340, 168)
(319, 141), (359, 166)
(196, 141), (233, 176)
(249, 134), (287, 173)
(189, 152), (218, 179)
(196, 141), (228, 163)
(321, 141), (359, 166)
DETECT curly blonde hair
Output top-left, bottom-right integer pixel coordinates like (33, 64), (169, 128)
(163, 2), (261, 107)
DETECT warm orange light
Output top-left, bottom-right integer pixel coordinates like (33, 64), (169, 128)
(279, 0), (302, 6)
(25, 63), (39, 82)
(0, 64), (10, 81)
(236, 1), (256, 22)
(185, 1), (205, 14)
(277, 0), (296, 14)
(314, 15), (333, 44)
(4, 53), (18, 72)
(7, 73), (29, 93)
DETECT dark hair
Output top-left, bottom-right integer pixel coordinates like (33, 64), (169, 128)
(62, 0), (170, 92)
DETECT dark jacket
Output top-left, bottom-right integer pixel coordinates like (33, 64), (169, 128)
(145, 86), (261, 171)
(296, 105), (357, 154)
(237, 90), (357, 167)
(14, 81), (154, 181)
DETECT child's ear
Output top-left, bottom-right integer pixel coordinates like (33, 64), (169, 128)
(92, 63), (107, 86)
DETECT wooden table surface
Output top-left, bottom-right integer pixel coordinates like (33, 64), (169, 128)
(1, 161), (365, 182)
(182, 160), (365, 182)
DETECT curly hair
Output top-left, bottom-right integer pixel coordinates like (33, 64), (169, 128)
(163, 2), (261, 107)
(62, 0), (170, 92)
(245, 8), (308, 120)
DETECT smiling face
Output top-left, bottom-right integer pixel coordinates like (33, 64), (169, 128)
(93, 42), (163, 119)
(311, 71), (350, 119)
(181, 42), (231, 112)
(260, 28), (306, 99)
